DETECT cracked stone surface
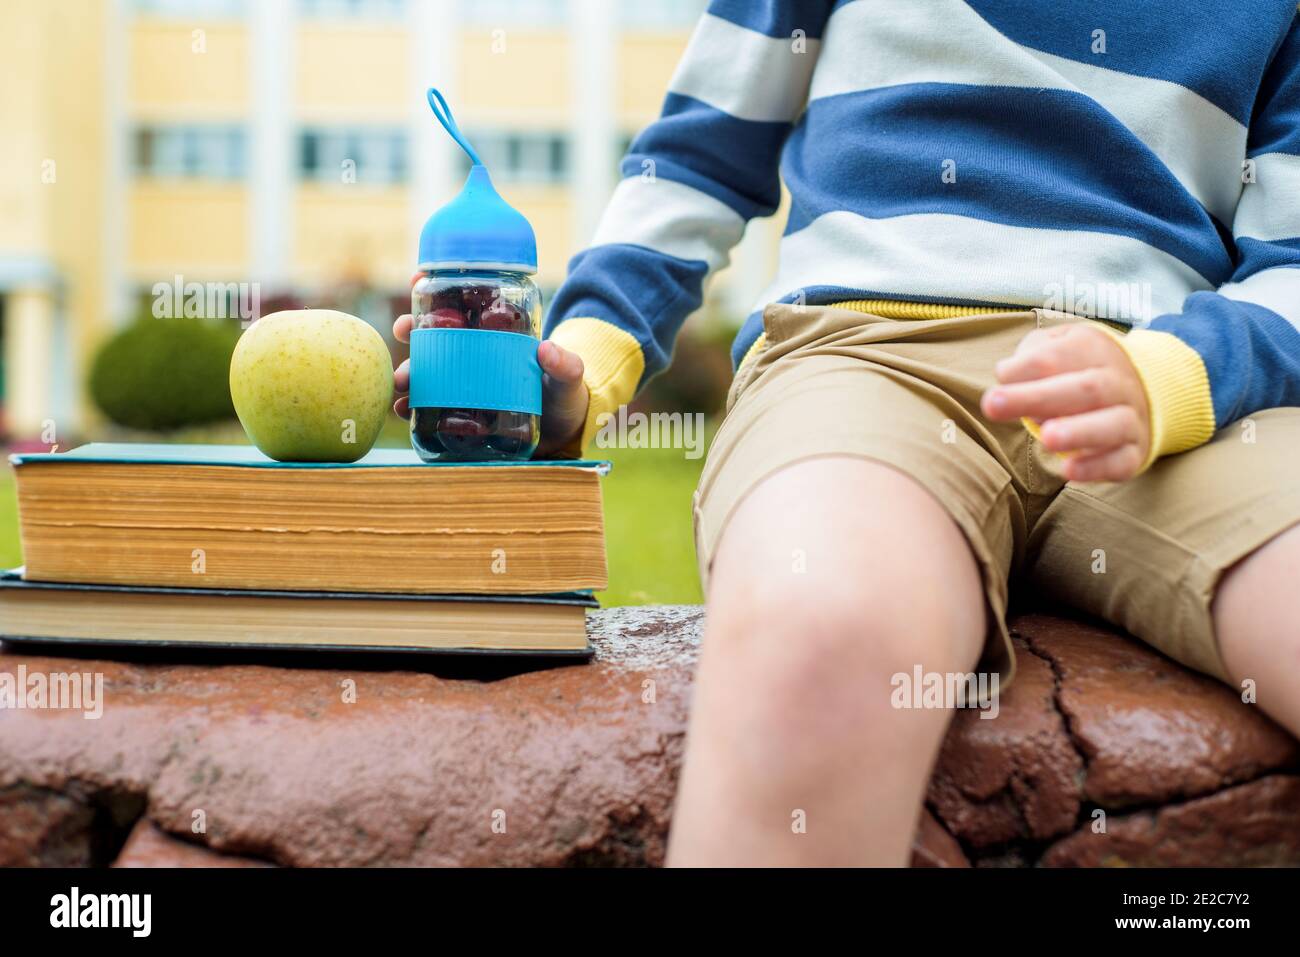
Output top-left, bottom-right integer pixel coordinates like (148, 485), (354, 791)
(114, 819), (272, 868)
(0, 784), (98, 867)
(1, 607), (1296, 867)
(1042, 776), (1300, 867)
(0, 606), (701, 867)
(911, 808), (969, 867)
(1015, 614), (1300, 808)
(926, 636), (1083, 849)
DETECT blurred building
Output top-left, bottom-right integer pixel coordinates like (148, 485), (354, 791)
(0, 0), (781, 438)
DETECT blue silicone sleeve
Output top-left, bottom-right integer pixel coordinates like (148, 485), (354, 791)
(408, 327), (542, 415)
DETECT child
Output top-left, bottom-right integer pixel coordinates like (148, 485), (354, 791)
(394, 0), (1300, 865)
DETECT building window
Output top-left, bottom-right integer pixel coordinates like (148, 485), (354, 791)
(130, 0), (247, 17)
(460, 0), (567, 28)
(133, 126), (246, 179)
(461, 131), (569, 185)
(618, 0), (706, 30)
(297, 0), (406, 18)
(299, 128), (409, 185)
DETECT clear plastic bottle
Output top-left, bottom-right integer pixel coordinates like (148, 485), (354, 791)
(409, 269), (541, 461)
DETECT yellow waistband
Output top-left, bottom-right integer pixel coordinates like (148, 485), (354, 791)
(737, 299), (1017, 370)
(827, 299), (1013, 319)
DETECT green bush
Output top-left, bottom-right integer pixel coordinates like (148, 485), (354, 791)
(90, 316), (242, 431)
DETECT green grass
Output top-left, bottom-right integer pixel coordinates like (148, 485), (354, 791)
(596, 441), (706, 607)
(0, 422), (710, 606)
(0, 473), (19, 570)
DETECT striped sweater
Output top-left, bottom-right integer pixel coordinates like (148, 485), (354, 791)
(544, 0), (1300, 467)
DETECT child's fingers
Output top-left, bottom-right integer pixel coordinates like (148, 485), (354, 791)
(393, 356), (410, 419)
(539, 340), (585, 386)
(536, 341), (590, 457)
(393, 314), (413, 344)
(995, 325), (1114, 384)
(982, 368), (1121, 422)
(1062, 443), (1143, 483)
(540, 340), (589, 425)
(1039, 405), (1142, 454)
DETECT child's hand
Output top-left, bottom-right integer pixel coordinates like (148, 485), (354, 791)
(981, 324), (1151, 482)
(391, 315), (590, 457)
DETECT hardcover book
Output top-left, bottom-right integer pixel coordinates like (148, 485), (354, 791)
(9, 444), (609, 596)
(0, 571), (594, 656)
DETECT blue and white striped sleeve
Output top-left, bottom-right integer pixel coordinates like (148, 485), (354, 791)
(544, 0), (834, 452)
(1110, 15), (1300, 470)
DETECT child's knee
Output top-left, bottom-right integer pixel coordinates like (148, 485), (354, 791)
(710, 575), (953, 726)
(711, 567), (969, 674)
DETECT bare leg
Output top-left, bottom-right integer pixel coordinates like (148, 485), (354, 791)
(667, 457), (988, 866)
(1214, 522), (1300, 735)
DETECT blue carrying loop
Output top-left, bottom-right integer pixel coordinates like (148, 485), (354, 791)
(417, 86), (537, 272)
(427, 87), (483, 167)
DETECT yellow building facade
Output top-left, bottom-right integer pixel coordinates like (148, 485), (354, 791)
(0, 0), (780, 438)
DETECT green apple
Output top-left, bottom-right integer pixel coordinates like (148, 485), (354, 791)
(230, 309), (393, 462)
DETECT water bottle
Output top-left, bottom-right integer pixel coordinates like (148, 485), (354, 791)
(409, 88), (541, 462)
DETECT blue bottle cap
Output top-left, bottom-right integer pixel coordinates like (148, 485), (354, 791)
(418, 88), (538, 274)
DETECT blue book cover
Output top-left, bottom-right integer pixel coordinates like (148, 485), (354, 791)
(11, 442), (610, 472)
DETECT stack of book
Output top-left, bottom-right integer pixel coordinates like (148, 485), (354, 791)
(0, 444), (608, 657)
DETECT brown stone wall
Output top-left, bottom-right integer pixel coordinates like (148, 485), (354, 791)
(1, 607), (1295, 867)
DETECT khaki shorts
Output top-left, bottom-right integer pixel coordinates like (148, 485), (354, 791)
(693, 303), (1300, 686)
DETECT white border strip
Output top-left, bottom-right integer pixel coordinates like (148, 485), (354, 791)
(1219, 265), (1300, 326)
(669, 12), (820, 124)
(809, 0), (1247, 224)
(753, 209), (1214, 320)
(1234, 152), (1300, 243)
(590, 175), (747, 274)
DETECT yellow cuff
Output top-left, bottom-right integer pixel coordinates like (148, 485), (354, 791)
(1105, 327), (1216, 471)
(548, 317), (646, 456)
(1020, 325), (1216, 474)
